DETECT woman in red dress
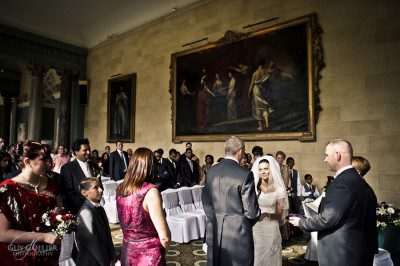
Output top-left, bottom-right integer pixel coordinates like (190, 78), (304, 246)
(0, 141), (62, 265)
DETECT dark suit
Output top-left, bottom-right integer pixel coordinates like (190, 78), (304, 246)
(289, 169), (300, 213)
(299, 168), (369, 266)
(4, 168), (21, 180)
(165, 158), (178, 186)
(158, 158), (177, 191)
(60, 159), (98, 214)
(109, 150), (129, 181)
(178, 156), (199, 187)
(201, 158), (260, 266)
(363, 179), (378, 265)
(76, 200), (116, 266)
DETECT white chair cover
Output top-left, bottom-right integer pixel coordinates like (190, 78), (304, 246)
(191, 185), (204, 210)
(161, 189), (182, 216)
(177, 188), (196, 212)
(102, 180), (119, 223)
(177, 188), (206, 238)
(374, 249), (394, 266)
(161, 190), (199, 243)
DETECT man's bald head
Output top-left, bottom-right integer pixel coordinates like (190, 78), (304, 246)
(324, 139), (353, 172)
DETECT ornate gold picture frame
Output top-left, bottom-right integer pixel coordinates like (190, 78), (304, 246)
(170, 13), (323, 142)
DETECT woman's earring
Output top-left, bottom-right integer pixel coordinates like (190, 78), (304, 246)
(26, 166), (31, 175)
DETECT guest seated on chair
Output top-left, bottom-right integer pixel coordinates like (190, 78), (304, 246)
(301, 174), (320, 201)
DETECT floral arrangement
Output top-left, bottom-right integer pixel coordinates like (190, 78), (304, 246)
(376, 202), (400, 229)
(42, 207), (80, 238)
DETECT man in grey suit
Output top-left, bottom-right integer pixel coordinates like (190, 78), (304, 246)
(202, 136), (260, 266)
(289, 139), (370, 266)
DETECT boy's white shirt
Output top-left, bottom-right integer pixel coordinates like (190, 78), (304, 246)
(301, 183), (320, 198)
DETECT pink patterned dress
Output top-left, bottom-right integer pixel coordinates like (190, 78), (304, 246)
(116, 182), (165, 266)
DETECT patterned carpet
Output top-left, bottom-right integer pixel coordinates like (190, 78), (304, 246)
(110, 223), (318, 265)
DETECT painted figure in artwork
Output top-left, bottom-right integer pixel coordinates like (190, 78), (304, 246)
(114, 87), (128, 136)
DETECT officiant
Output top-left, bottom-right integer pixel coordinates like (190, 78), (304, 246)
(289, 139), (373, 266)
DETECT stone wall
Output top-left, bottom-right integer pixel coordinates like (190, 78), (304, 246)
(86, 0), (400, 205)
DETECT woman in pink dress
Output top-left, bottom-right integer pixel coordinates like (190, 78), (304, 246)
(116, 148), (170, 266)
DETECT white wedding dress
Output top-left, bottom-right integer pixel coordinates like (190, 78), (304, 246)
(253, 186), (285, 266)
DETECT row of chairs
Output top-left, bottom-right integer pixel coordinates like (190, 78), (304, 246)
(161, 186), (206, 243)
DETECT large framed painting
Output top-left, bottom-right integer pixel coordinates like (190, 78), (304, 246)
(107, 73), (136, 143)
(170, 13), (323, 142)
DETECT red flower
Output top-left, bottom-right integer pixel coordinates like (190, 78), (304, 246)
(62, 215), (68, 221)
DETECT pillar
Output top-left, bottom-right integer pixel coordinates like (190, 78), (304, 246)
(26, 62), (47, 141)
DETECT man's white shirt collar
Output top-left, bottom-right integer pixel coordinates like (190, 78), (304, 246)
(335, 165), (353, 178)
(76, 158), (90, 177)
(90, 201), (100, 207)
(76, 158), (87, 167)
(224, 156), (239, 164)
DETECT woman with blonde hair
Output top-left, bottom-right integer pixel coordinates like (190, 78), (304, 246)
(117, 148), (170, 265)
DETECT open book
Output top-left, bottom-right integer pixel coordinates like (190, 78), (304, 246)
(305, 192), (325, 213)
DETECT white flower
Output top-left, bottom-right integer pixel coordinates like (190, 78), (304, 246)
(56, 215), (63, 222)
(387, 208), (395, 214)
(377, 207), (386, 215)
(45, 221), (51, 226)
(42, 213), (48, 220)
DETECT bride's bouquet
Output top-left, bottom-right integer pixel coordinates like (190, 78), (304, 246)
(42, 207), (80, 238)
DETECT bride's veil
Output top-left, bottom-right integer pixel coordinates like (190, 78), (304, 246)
(251, 155), (289, 220)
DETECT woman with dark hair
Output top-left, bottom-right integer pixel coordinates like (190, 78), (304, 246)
(5, 142), (24, 179)
(101, 152), (110, 176)
(0, 140), (62, 265)
(201, 154), (214, 174)
(0, 151), (12, 182)
(240, 152), (249, 169)
(91, 149), (101, 166)
(116, 147), (170, 266)
(251, 156), (289, 266)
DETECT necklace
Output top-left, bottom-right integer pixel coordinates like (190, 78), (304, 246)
(262, 183), (269, 194)
(22, 174), (40, 193)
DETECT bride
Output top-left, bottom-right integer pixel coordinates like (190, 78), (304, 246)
(251, 155), (289, 266)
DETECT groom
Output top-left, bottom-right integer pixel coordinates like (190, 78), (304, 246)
(202, 136), (260, 266)
(289, 139), (370, 266)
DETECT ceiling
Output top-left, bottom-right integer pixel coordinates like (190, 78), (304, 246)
(0, 0), (202, 48)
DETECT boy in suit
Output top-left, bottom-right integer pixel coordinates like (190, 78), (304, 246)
(301, 174), (320, 201)
(76, 178), (116, 266)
